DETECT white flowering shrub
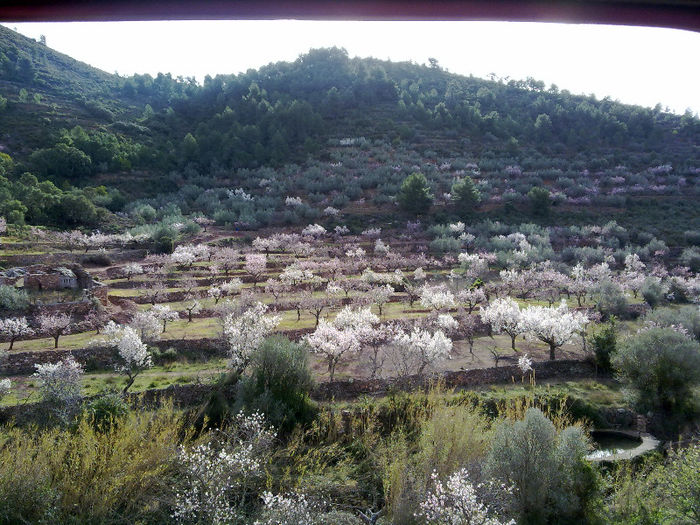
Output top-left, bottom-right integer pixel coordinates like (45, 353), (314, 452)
(99, 321), (152, 393)
(223, 302), (280, 372)
(34, 356), (84, 422)
(173, 411), (276, 524)
(418, 469), (515, 525)
(122, 263), (144, 281)
(0, 378), (11, 400)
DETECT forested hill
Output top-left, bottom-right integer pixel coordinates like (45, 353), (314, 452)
(1, 25), (699, 233)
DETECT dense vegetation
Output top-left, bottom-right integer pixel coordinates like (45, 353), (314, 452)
(1, 26), (698, 240)
(1, 24), (700, 525)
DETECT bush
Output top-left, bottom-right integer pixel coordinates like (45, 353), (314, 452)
(644, 305), (700, 342)
(0, 285), (29, 311)
(612, 327), (700, 415)
(234, 336), (316, 433)
(527, 186), (551, 216)
(82, 252), (113, 266)
(593, 280), (629, 319)
(590, 319), (617, 372)
(610, 444), (700, 524)
(83, 391), (130, 429)
(640, 277), (667, 309)
(486, 408), (598, 524)
(0, 405), (184, 523)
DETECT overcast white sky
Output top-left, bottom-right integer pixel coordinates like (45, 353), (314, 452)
(3, 20), (699, 114)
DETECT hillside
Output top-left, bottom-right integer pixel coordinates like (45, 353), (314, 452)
(0, 27), (699, 239)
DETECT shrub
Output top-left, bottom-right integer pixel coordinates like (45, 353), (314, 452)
(612, 327), (700, 414)
(83, 390), (130, 430)
(643, 305), (700, 342)
(0, 405), (184, 524)
(588, 317), (616, 371)
(640, 277), (667, 308)
(527, 186), (551, 216)
(0, 285), (29, 311)
(234, 335), (316, 433)
(610, 444), (700, 524)
(486, 408), (598, 524)
(593, 280), (629, 319)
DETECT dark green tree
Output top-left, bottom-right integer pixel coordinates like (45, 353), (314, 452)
(397, 172), (433, 215)
(451, 176), (481, 218)
(528, 186), (551, 216)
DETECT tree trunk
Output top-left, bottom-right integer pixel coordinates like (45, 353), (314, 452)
(8, 338), (14, 351)
(162, 320), (167, 333)
(549, 343), (556, 360)
(511, 334), (516, 351)
(123, 375), (135, 394)
(54, 335), (60, 348)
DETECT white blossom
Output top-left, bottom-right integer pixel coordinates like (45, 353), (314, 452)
(519, 301), (588, 360)
(0, 378), (10, 399)
(418, 469), (515, 525)
(480, 297), (523, 350)
(34, 356), (84, 422)
(0, 316), (34, 350)
(420, 285), (456, 311)
(301, 223), (327, 237)
(390, 326), (452, 376)
(223, 302), (280, 371)
(100, 321), (152, 392)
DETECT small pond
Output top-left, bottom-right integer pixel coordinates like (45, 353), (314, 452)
(586, 430), (658, 461)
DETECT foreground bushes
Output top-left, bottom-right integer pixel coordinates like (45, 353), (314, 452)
(0, 404), (184, 524)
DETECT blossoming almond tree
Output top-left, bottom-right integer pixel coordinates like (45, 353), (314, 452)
(420, 285), (456, 311)
(150, 304), (179, 333)
(305, 319), (361, 383)
(222, 302), (280, 373)
(129, 310), (161, 342)
(520, 301), (588, 360)
(480, 297), (524, 350)
(34, 356), (84, 423)
(0, 316), (33, 350)
(390, 326), (452, 376)
(419, 469), (515, 525)
(38, 313), (72, 349)
(244, 253), (267, 287)
(100, 321), (152, 393)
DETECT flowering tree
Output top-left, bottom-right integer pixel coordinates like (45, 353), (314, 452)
(0, 378), (10, 401)
(374, 238), (390, 256)
(457, 287), (487, 314)
(390, 326), (452, 376)
(420, 285), (457, 312)
(418, 469), (515, 525)
(130, 310), (162, 341)
(0, 316), (33, 350)
(245, 253), (267, 287)
(122, 263), (144, 281)
(279, 265), (314, 286)
(171, 245), (197, 268)
(184, 298), (202, 322)
(480, 297), (523, 350)
(458, 252), (490, 282)
(150, 304), (179, 333)
(0, 216), (6, 235)
(38, 313), (72, 348)
(302, 223), (326, 237)
(100, 321), (152, 393)
(305, 319), (360, 382)
(82, 308), (110, 334)
(519, 301), (589, 360)
(213, 247), (240, 275)
(367, 284), (394, 318)
(173, 412), (276, 524)
(143, 279), (167, 305)
(222, 302), (280, 373)
(34, 356), (84, 423)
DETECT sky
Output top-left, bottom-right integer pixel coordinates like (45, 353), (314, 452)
(3, 20), (699, 114)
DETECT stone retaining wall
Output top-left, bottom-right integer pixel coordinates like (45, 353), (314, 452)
(0, 358), (598, 425)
